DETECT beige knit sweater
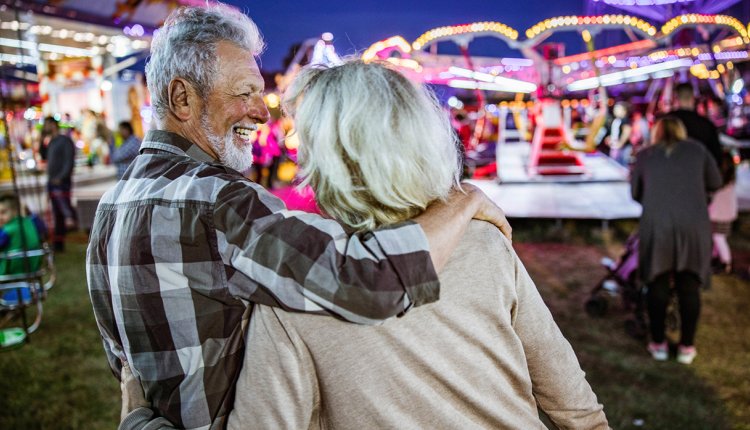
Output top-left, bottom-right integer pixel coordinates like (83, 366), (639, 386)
(228, 221), (609, 430)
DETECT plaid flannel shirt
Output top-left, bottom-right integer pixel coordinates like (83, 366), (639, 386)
(87, 130), (440, 429)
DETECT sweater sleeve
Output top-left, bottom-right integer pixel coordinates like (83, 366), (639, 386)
(509, 245), (610, 430)
(228, 305), (320, 430)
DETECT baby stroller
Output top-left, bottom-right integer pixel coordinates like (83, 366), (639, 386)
(585, 232), (679, 339)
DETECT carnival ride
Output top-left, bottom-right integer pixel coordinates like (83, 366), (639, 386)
(361, 4), (750, 181)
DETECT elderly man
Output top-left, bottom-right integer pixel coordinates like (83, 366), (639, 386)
(88, 5), (510, 429)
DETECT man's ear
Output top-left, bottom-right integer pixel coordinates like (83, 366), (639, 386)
(167, 78), (196, 121)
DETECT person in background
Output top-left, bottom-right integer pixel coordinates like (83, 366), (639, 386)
(227, 60), (609, 429)
(0, 194), (44, 303)
(669, 83), (722, 167)
(607, 102), (632, 166)
(44, 116), (76, 252)
(631, 117), (722, 365)
(629, 106), (650, 157)
(111, 121), (141, 180)
(709, 149), (738, 273)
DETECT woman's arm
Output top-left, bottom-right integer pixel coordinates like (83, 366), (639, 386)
(509, 246), (610, 430)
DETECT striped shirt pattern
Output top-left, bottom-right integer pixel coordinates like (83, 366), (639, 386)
(87, 130), (440, 429)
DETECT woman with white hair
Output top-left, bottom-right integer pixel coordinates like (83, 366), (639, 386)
(226, 60), (610, 429)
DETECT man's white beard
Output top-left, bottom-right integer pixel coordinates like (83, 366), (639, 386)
(201, 113), (253, 173)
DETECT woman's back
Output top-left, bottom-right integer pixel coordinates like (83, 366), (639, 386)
(230, 221), (608, 430)
(631, 139), (722, 286)
(634, 140), (716, 227)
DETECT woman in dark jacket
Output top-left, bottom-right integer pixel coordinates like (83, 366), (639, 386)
(631, 116), (722, 365)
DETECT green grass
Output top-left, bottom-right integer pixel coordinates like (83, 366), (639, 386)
(1, 220), (749, 429)
(0, 235), (120, 430)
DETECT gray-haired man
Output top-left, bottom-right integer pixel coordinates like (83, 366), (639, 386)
(89, 4), (511, 429)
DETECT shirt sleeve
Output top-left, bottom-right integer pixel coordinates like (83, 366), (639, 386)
(212, 180), (440, 324)
(228, 305), (320, 430)
(509, 244), (610, 430)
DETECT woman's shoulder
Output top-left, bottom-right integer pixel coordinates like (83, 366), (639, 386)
(447, 220), (516, 273)
(680, 138), (707, 151)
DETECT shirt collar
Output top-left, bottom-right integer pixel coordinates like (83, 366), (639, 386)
(140, 130), (218, 164)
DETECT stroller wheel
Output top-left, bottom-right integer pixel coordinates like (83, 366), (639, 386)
(624, 318), (647, 339)
(585, 296), (609, 317)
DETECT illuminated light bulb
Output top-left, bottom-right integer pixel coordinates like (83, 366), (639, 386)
(603, 16), (611, 24)
(648, 28), (656, 36)
(691, 48), (700, 56)
(562, 65), (571, 74)
(727, 61), (734, 69)
(717, 64), (725, 74)
(583, 17), (591, 24)
(264, 93), (280, 109)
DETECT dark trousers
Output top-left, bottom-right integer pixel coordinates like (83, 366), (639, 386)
(48, 183), (75, 251)
(647, 271), (701, 346)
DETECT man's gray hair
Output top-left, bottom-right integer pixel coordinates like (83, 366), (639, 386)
(146, 4), (265, 119)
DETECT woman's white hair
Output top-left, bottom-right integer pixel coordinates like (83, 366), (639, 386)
(146, 4), (264, 119)
(284, 60), (460, 231)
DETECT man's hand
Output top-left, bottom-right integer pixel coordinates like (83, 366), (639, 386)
(415, 183), (512, 272)
(121, 362), (149, 421)
(461, 183), (512, 241)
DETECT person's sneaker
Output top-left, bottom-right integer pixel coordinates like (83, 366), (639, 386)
(648, 341), (668, 361)
(677, 345), (697, 365)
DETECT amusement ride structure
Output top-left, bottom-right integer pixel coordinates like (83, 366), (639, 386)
(360, 0), (750, 180)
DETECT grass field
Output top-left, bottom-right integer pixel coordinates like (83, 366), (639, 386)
(1, 218), (749, 429)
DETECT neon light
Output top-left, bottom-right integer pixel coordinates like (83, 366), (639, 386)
(595, 0), (692, 4)
(500, 58), (533, 67)
(554, 39), (655, 65)
(385, 57), (423, 72)
(447, 67), (537, 93)
(525, 15), (657, 39)
(448, 79), (536, 93)
(662, 14), (748, 39)
(362, 36), (411, 62)
(567, 58), (692, 91)
(412, 21), (519, 51)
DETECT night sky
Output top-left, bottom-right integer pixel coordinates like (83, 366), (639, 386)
(223, 0), (586, 72)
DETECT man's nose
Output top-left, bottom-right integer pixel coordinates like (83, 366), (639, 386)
(250, 96), (270, 124)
